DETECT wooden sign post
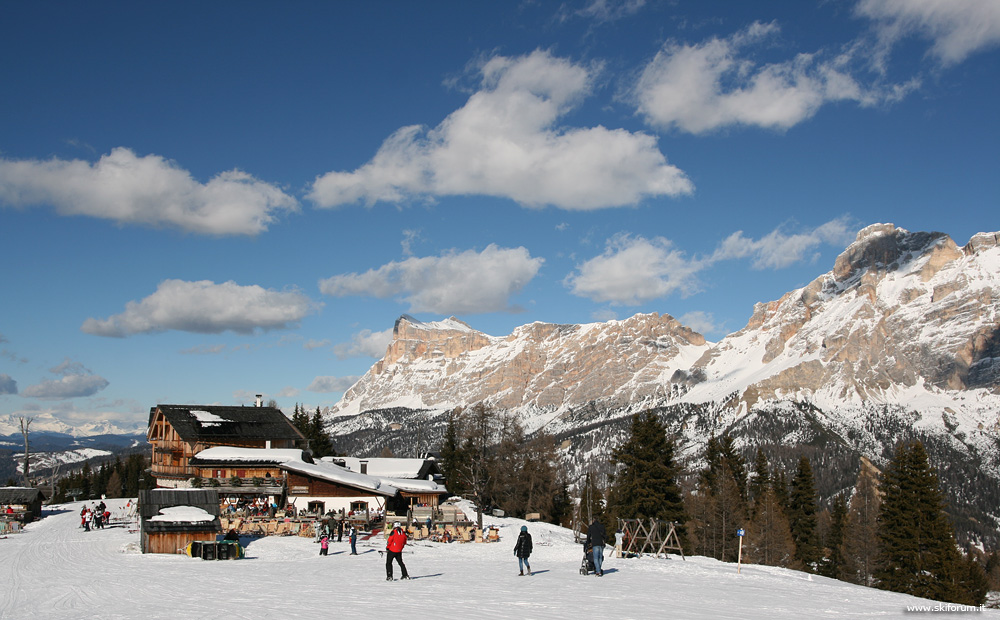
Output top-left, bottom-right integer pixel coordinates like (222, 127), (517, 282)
(736, 528), (745, 574)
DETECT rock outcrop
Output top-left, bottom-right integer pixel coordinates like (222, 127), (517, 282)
(333, 312), (709, 417)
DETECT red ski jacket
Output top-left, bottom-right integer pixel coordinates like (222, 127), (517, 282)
(386, 528), (408, 553)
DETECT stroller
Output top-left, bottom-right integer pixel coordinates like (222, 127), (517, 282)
(580, 542), (596, 575)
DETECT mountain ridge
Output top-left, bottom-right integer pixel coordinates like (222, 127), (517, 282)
(325, 224), (1000, 544)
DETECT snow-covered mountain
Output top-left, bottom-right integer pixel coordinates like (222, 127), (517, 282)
(326, 225), (1000, 543)
(332, 224), (999, 441)
(0, 414), (144, 438)
(333, 311), (708, 426)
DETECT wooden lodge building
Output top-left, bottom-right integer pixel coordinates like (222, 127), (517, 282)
(145, 402), (449, 533)
(139, 488), (221, 554)
(191, 447), (449, 517)
(328, 457), (448, 511)
(0, 487), (45, 523)
(147, 403), (307, 488)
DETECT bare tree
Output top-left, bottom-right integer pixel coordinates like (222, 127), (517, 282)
(19, 416), (33, 487)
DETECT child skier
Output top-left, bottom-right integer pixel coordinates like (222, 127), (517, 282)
(514, 525), (533, 576)
(319, 535), (329, 556)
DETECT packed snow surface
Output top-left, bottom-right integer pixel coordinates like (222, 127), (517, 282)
(3, 499), (994, 620)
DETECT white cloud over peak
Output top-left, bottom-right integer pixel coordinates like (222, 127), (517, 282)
(319, 245), (543, 315)
(21, 360), (109, 400)
(0, 147), (298, 235)
(81, 279), (319, 337)
(333, 328), (394, 360)
(309, 49), (692, 210)
(633, 22), (901, 134)
(567, 220), (854, 305)
(564, 234), (705, 305)
(308, 376), (361, 393)
(678, 311), (720, 337)
(856, 0), (1000, 66)
(711, 218), (856, 269)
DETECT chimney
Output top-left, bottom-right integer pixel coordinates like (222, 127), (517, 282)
(255, 394), (263, 407)
(360, 460), (368, 475)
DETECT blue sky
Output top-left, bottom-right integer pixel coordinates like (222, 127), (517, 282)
(1, 1), (998, 433)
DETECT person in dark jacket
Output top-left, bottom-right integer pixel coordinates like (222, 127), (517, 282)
(385, 522), (410, 580)
(514, 525), (533, 576)
(585, 519), (606, 576)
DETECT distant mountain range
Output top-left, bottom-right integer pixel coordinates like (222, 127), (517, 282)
(0, 431), (148, 484)
(324, 224), (1000, 545)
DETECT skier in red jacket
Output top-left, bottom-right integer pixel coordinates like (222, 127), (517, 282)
(385, 522), (410, 580)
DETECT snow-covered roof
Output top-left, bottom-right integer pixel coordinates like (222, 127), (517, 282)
(192, 446), (305, 464)
(149, 506), (214, 523)
(321, 457), (447, 495)
(280, 458), (399, 497)
(332, 457), (429, 478)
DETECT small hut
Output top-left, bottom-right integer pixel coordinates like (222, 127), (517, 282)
(139, 488), (221, 554)
(0, 487), (45, 523)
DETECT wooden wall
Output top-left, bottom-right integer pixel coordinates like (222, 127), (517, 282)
(285, 472), (390, 500)
(142, 529), (218, 554)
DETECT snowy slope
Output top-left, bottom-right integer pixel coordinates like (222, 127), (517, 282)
(2, 499), (993, 619)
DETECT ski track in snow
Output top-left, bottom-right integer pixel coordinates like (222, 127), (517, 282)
(1, 499), (996, 620)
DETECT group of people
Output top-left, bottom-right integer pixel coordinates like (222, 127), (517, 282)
(319, 521), (359, 556)
(513, 518), (607, 578)
(80, 501), (110, 531)
(312, 517), (608, 582)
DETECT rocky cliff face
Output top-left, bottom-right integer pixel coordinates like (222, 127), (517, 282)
(685, 224), (1000, 416)
(334, 312), (709, 418)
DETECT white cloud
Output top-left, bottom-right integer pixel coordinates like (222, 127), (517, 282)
(711, 218), (856, 269)
(678, 311), (719, 336)
(633, 22), (902, 134)
(564, 234), (704, 305)
(567, 219), (855, 304)
(179, 344), (228, 355)
(21, 374), (109, 400)
(309, 49), (692, 210)
(0, 147), (298, 235)
(308, 376), (361, 393)
(564, 0), (647, 23)
(319, 245), (544, 315)
(856, 0), (1000, 66)
(303, 339), (332, 351)
(81, 279), (319, 337)
(0, 374), (17, 395)
(333, 328), (394, 360)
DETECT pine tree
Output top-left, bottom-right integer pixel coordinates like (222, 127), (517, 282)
(748, 448), (771, 515)
(788, 456), (820, 570)
(438, 409), (468, 496)
(745, 485), (798, 568)
(578, 471), (606, 527)
(606, 410), (686, 534)
(841, 458), (880, 586)
(290, 403), (311, 448)
(694, 434), (747, 561)
(819, 494), (848, 578)
(875, 441), (982, 605)
(309, 407), (334, 458)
